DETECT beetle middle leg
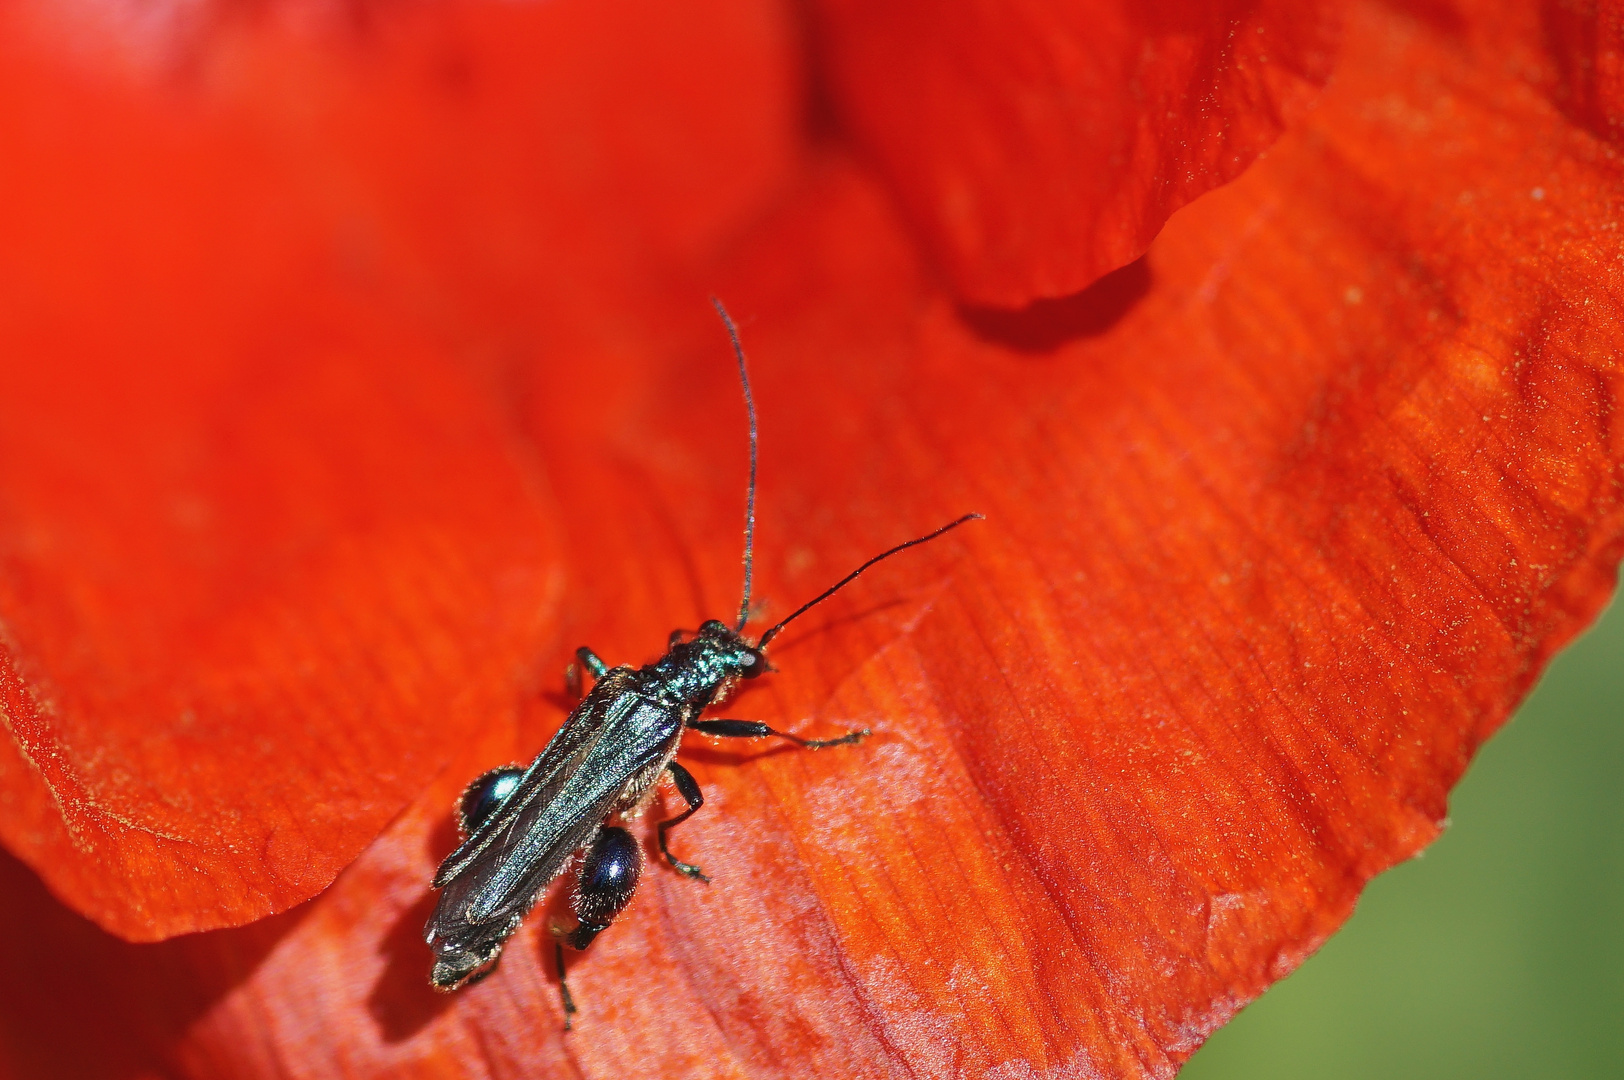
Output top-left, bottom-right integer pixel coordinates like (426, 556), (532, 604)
(690, 718), (871, 749)
(564, 646), (609, 699)
(657, 761), (711, 883)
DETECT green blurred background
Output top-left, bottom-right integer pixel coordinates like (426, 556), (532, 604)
(1184, 580), (1623, 1080)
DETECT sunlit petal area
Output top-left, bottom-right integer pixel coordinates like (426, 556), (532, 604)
(1187, 588), (1624, 1078)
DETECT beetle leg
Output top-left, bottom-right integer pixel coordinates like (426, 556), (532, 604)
(565, 646), (609, 699)
(657, 761), (710, 883)
(555, 941), (578, 1031)
(690, 717), (871, 749)
(567, 826), (643, 949)
(548, 824), (641, 1031)
(456, 764), (525, 837)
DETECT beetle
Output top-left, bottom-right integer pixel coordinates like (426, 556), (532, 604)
(423, 299), (979, 1023)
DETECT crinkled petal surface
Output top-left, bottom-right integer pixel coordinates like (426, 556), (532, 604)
(0, 0), (1622, 1078)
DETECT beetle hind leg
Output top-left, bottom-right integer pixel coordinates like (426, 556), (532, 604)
(548, 824), (644, 1028)
(456, 764), (525, 837)
(569, 825), (644, 947)
(554, 942), (578, 1031)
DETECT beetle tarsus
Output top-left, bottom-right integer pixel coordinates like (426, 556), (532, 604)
(798, 727), (871, 749)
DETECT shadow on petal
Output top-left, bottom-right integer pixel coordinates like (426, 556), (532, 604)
(367, 888), (457, 1043)
(958, 257), (1153, 354)
(0, 848), (307, 1079)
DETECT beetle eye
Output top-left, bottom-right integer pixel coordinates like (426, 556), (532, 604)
(739, 650), (766, 679)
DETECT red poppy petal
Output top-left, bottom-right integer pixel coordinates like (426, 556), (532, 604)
(811, 0), (1340, 306)
(0, 0), (800, 940)
(3, 1), (1620, 1075)
(0, 97), (563, 942)
(1507, 0), (1624, 144)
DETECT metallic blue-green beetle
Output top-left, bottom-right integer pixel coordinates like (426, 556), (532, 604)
(423, 301), (979, 1023)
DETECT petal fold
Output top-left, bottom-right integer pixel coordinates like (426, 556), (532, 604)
(811, 0), (1340, 306)
(1530, 0), (1624, 144)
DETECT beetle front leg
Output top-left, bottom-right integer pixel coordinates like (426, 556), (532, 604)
(564, 646), (609, 699)
(689, 718), (871, 749)
(657, 761), (710, 883)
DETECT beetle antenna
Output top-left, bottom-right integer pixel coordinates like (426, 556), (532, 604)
(712, 297), (758, 633)
(756, 513), (982, 649)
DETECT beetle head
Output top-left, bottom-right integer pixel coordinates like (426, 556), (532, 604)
(695, 618), (768, 679)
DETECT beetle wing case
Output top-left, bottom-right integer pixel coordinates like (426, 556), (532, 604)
(424, 669), (685, 990)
